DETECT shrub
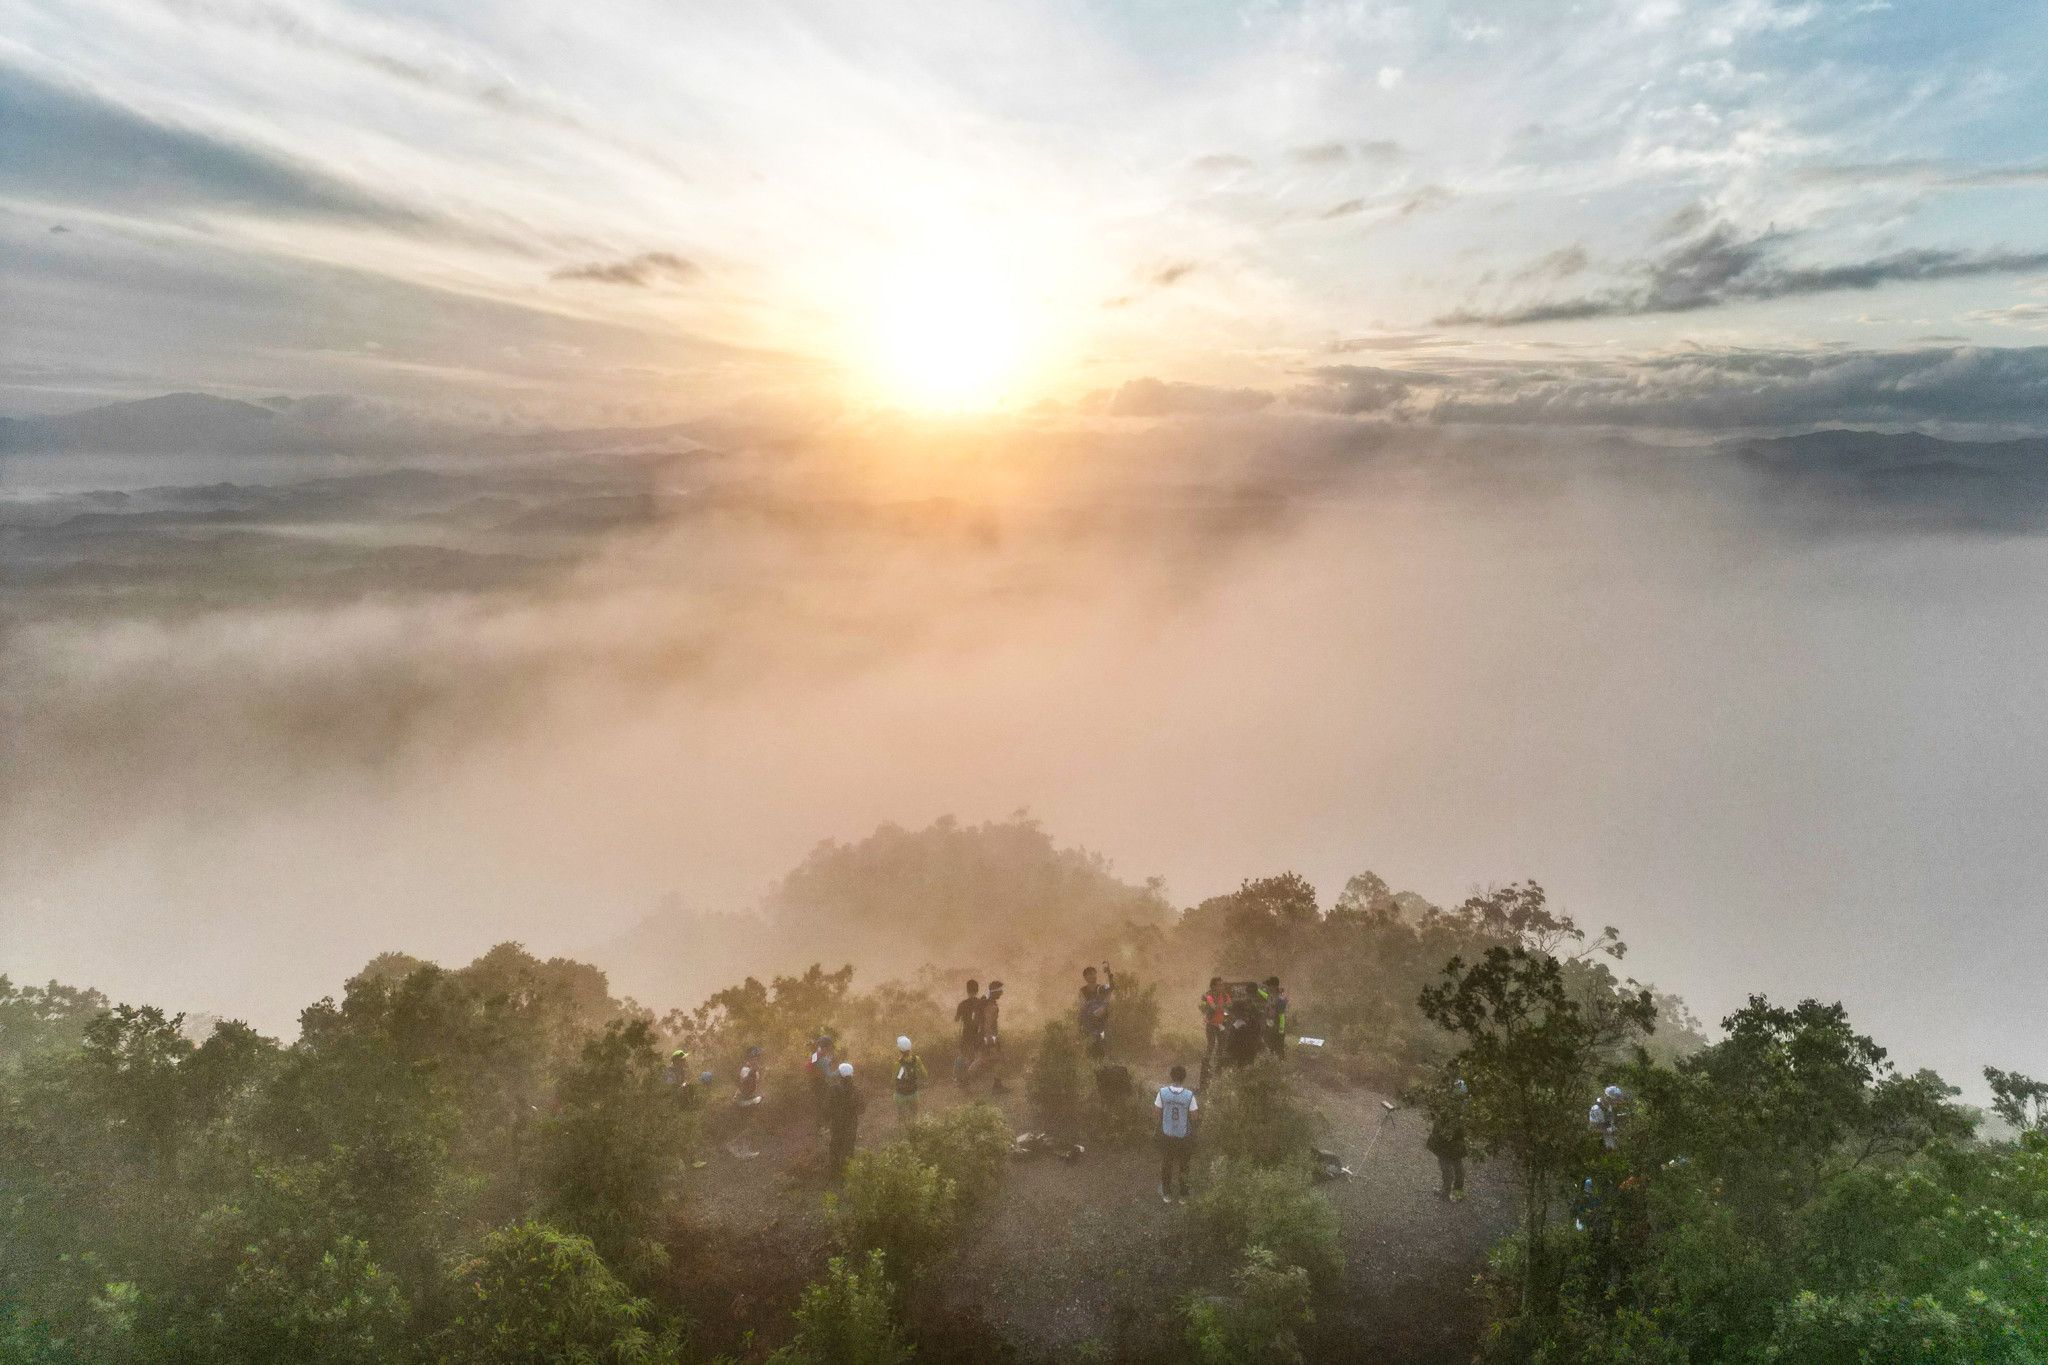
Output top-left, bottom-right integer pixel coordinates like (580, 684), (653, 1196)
(1194, 1159), (1344, 1290)
(424, 1221), (685, 1365)
(828, 1142), (959, 1280)
(906, 1103), (1011, 1210)
(1203, 1057), (1318, 1168)
(767, 1250), (912, 1365)
(1027, 1021), (1089, 1139)
(1182, 1246), (1313, 1365)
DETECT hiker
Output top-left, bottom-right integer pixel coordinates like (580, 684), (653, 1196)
(982, 980), (1008, 1095)
(1155, 1063), (1199, 1202)
(1427, 1077), (1470, 1202)
(807, 1033), (838, 1134)
(1263, 976), (1289, 1057)
(954, 980), (986, 1084)
(893, 1036), (928, 1125)
(828, 1060), (864, 1173)
(729, 1045), (765, 1159)
(1589, 1084), (1626, 1150)
(666, 1049), (700, 1110)
(1079, 963), (1116, 1058)
(1201, 978), (1228, 1067)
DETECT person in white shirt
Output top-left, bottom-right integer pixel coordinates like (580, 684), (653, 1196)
(1155, 1064), (1199, 1202)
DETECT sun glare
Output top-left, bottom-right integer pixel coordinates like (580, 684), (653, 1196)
(862, 251), (1036, 413)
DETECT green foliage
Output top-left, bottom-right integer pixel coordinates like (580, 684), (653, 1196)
(1986, 1066), (2048, 1136)
(196, 1233), (409, 1365)
(1203, 1057), (1318, 1168)
(1181, 1246), (1313, 1365)
(1026, 1020), (1089, 1139)
(1193, 1158), (1344, 1290)
(0, 977), (111, 1069)
(827, 1142), (960, 1281)
(1419, 940), (1656, 1305)
(424, 1220), (684, 1365)
(767, 1250), (913, 1365)
(905, 1103), (1010, 1210)
(539, 1017), (694, 1282)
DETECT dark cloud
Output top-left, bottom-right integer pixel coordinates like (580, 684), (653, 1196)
(1440, 222), (2048, 327)
(1296, 345), (2048, 433)
(550, 251), (699, 287)
(1096, 377), (1274, 417)
(0, 64), (438, 231)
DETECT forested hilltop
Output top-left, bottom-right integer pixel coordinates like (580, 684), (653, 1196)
(4, 818), (2044, 1363)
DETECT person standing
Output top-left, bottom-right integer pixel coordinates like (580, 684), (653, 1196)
(1201, 978), (1228, 1068)
(954, 980), (986, 1085)
(982, 980), (1007, 1095)
(1428, 1077), (1470, 1201)
(1589, 1084), (1627, 1150)
(807, 1033), (837, 1135)
(1155, 1064), (1199, 1202)
(1079, 963), (1116, 1059)
(1263, 977), (1290, 1058)
(893, 1036), (927, 1126)
(828, 1060), (865, 1174)
(729, 1045), (765, 1159)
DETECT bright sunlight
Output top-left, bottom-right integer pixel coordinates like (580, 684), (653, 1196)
(861, 249), (1037, 413)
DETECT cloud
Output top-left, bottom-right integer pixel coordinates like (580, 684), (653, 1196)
(1324, 334), (1455, 353)
(1320, 198), (1367, 220)
(550, 252), (699, 287)
(1096, 377), (1275, 416)
(1395, 185), (1454, 218)
(1376, 66), (1404, 90)
(1797, 160), (2048, 191)
(1190, 153), (1256, 174)
(1513, 245), (1591, 283)
(1440, 222), (2048, 326)
(0, 63), (437, 231)
(1296, 344), (2048, 433)
(1969, 302), (2048, 330)
(1103, 261), (1201, 308)
(1287, 139), (1403, 167)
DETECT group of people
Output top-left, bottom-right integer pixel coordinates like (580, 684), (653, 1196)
(1197, 975), (1289, 1079)
(1420, 1076), (1632, 1206)
(954, 978), (1007, 1091)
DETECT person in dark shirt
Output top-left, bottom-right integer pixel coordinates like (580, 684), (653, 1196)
(827, 1061), (865, 1174)
(1079, 963), (1116, 1058)
(954, 980), (986, 1084)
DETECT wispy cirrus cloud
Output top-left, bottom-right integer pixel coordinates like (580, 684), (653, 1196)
(549, 252), (699, 287)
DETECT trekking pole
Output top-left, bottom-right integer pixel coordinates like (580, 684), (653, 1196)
(1358, 1099), (1398, 1166)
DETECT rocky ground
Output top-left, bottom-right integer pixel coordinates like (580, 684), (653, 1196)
(673, 1061), (1512, 1363)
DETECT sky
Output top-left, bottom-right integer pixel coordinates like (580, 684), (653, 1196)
(3, 0), (2047, 427)
(5, 0), (2048, 1095)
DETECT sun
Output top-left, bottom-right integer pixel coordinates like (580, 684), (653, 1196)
(861, 250), (1035, 413)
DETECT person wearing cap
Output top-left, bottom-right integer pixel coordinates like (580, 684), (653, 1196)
(1589, 1084), (1626, 1150)
(827, 1059), (865, 1173)
(893, 1036), (928, 1125)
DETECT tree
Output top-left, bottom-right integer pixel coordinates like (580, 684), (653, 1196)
(1985, 1066), (2048, 1138)
(1182, 1246), (1313, 1365)
(424, 1221), (683, 1365)
(539, 1017), (693, 1281)
(768, 1251), (913, 1365)
(1419, 945), (1655, 1308)
(827, 1144), (959, 1282)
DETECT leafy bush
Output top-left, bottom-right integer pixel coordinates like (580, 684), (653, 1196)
(1194, 1158), (1344, 1290)
(1182, 1246), (1313, 1365)
(424, 1221), (685, 1365)
(1203, 1057), (1318, 1168)
(1027, 1020), (1089, 1139)
(198, 1234), (409, 1365)
(827, 1142), (959, 1280)
(767, 1250), (913, 1365)
(906, 1102), (1011, 1210)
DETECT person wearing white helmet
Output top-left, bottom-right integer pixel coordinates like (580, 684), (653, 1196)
(827, 1058), (865, 1172)
(1589, 1084), (1627, 1150)
(893, 1035), (928, 1126)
